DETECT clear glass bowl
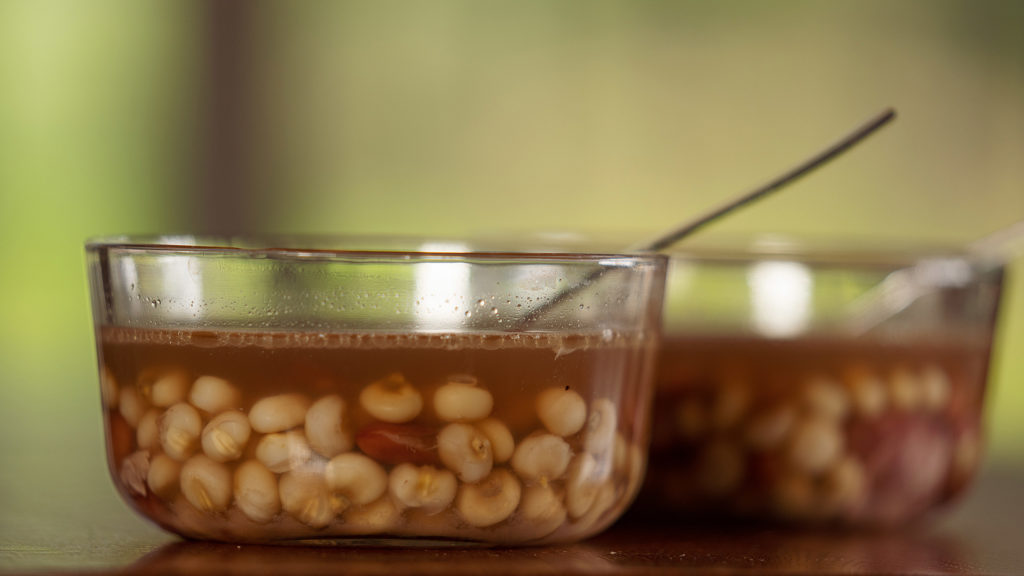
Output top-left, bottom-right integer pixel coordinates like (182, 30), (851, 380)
(639, 239), (1005, 526)
(86, 236), (667, 545)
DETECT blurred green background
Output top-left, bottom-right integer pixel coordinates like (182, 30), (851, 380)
(0, 0), (1022, 560)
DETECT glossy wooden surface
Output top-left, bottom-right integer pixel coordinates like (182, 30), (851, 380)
(1, 462), (1021, 575)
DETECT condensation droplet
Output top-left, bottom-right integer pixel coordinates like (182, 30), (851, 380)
(465, 310), (472, 318)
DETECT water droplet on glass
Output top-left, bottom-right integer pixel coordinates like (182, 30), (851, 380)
(477, 299), (486, 307)
(490, 307), (498, 315)
(465, 310), (472, 318)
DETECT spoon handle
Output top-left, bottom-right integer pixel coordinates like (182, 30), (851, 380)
(639, 108), (896, 252)
(517, 108), (897, 329)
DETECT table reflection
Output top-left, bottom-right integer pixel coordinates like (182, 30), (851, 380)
(125, 520), (968, 575)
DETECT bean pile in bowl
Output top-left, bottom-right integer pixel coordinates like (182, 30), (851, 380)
(87, 236), (667, 545)
(640, 240), (1004, 526)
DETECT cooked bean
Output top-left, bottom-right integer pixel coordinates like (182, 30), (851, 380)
(456, 468), (521, 528)
(434, 377), (493, 422)
(189, 375), (241, 414)
(159, 403), (203, 461)
(695, 439), (744, 497)
(785, 415), (843, 475)
(801, 376), (849, 421)
(278, 469), (335, 528)
(180, 454), (232, 513)
(201, 411), (251, 462)
(147, 452), (181, 500)
(100, 366), (119, 410)
(249, 394), (310, 434)
(511, 433), (571, 483)
(119, 386), (148, 429)
(150, 369), (191, 408)
(325, 452), (388, 508)
(388, 463), (457, 514)
(437, 423), (493, 483)
(565, 452), (604, 519)
(476, 418), (515, 463)
(517, 483), (566, 538)
(305, 395), (353, 458)
(136, 409), (161, 450)
(234, 460), (280, 523)
(256, 430), (312, 474)
(359, 373), (422, 424)
(536, 387), (586, 437)
(583, 399), (617, 456)
(743, 404), (796, 452)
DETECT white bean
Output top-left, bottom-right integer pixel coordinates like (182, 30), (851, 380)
(325, 453), (388, 508)
(249, 393), (310, 434)
(456, 468), (521, 528)
(744, 404), (796, 452)
(801, 376), (849, 421)
(821, 456), (867, 515)
(583, 398), (617, 456)
(674, 398), (707, 440)
(695, 439), (745, 497)
(136, 409), (161, 450)
(437, 423), (493, 483)
(147, 452), (181, 500)
(201, 411), (252, 462)
(305, 395), (353, 458)
(568, 480), (616, 532)
(621, 440), (645, 497)
(189, 375), (241, 414)
(771, 470), (816, 521)
(279, 470), (336, 528)
(565, 453), (602, 519)
(888, 366), (923, 411)
(359, 373), (422, 423)
(119, 386), (148, 428)
(150, 369), (191, 408)
(844, 366), (888, 418)
(256, 430), (312, 473)
(710, 377), (750, 431)
(785, 415), (843, 475)
(517, 483), (566, 539)
(434, 378), (494, 422)
(234, 460), (281, 523)
(951, 429), (980, 485)
(476, 418), (515, 463)
(536, 387), (587, 437)
(120, 450), (150, 496)
(920, 364), (951, 411)
(100, 366), (119, 410)
(159, 403), (203, 461)
(180, 454), (232, 513)
(388, 463), (457, 514)
(511, 433), (571, 483)
(613, 432), (629, 474)
(344, 496), (400, 532)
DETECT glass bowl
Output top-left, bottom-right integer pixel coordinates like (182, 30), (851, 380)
(639, 238), (1005, 526)
(85, 236), (667, 545)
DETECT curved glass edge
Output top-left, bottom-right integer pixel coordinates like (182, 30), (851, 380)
(84, 234), (669, 266)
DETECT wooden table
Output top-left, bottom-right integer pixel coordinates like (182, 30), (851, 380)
(2, 460), (1021, 575)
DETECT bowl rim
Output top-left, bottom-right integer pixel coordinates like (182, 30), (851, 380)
(85, 234), (670, 265)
